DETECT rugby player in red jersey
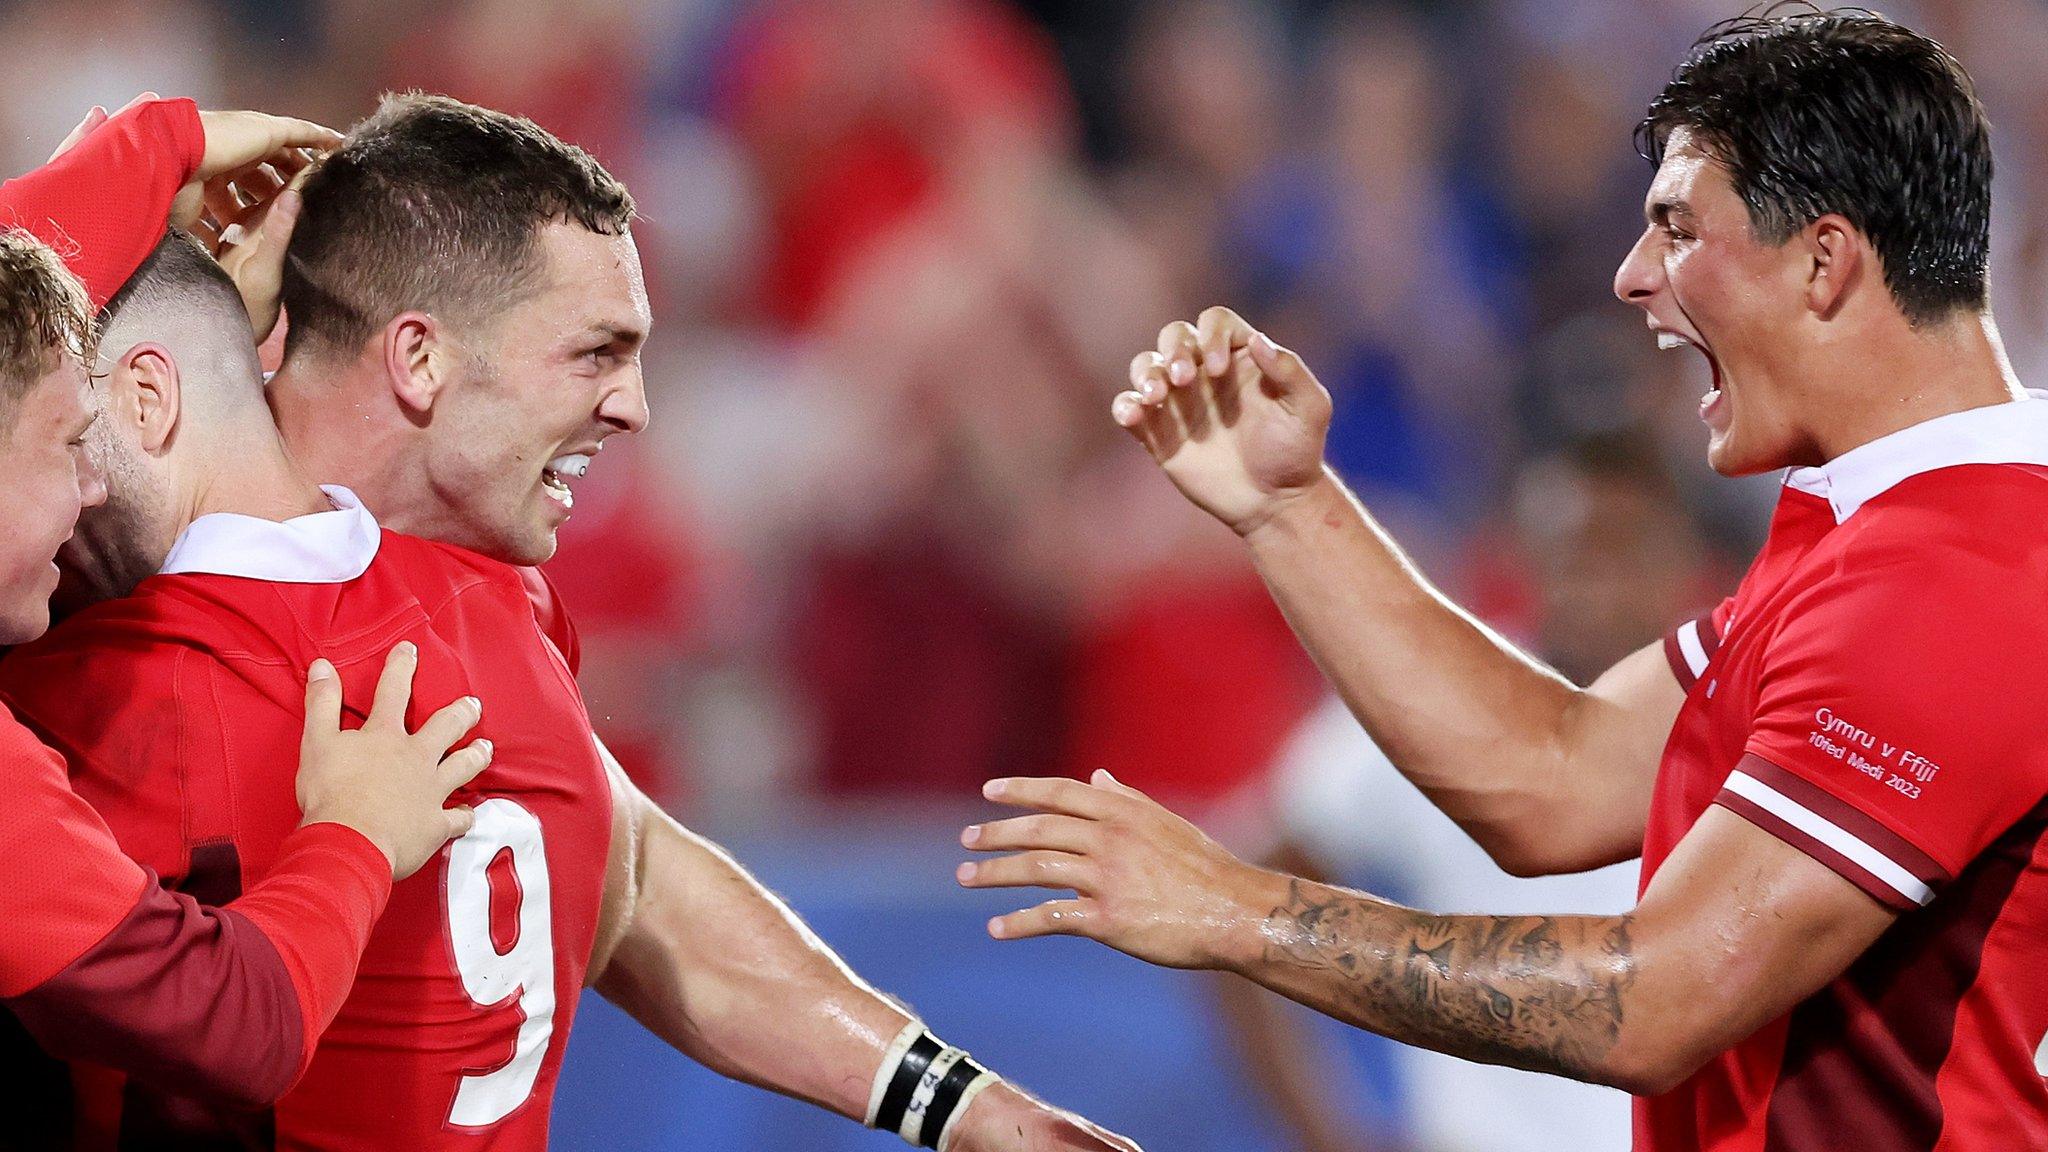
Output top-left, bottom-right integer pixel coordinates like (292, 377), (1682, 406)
(961, 11), (2048, 1151)
(0, 99), (492, 1129)
(0, 94), (1139, 1151)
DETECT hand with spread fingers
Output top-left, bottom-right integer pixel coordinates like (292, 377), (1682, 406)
(1115, 306), (1338, 537)
(959, 770), (1281, 972)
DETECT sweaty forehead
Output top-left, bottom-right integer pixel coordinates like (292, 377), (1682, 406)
(529, 222), (651, 336)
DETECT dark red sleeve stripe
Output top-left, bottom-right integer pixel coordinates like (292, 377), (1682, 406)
(6, 875), (302, 1110)
(1737, 753), (1948, 886)
(1664, 613), (1717, 690)
(1715, 790), (1921, 912)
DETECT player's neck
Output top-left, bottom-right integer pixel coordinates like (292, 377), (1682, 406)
(1804, 311), (2024, 462)
(267, 358), (422, 527)
(185, 418), (331, 525)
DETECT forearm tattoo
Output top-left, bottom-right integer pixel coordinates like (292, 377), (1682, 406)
(1255, 879), (1638, 1081)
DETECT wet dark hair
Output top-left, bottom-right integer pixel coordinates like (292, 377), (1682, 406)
(281, 91), (635, 358)
(1636, 6), (1992, 325)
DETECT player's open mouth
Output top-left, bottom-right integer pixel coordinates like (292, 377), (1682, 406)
(541, 453), (592, 510)
(1657, 330), (1726, 429)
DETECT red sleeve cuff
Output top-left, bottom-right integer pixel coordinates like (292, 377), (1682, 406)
(1713, 753), (1948, 912)
(229, 822), (393, 1075)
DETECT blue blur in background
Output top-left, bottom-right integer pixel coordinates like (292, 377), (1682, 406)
(551, 816), (1406, 1150)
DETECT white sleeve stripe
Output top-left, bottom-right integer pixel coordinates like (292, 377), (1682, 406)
(1723, 771), (1934, 906)
(1676, 617), (1710, 678)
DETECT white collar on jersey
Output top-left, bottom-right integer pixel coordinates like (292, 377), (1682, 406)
(1784, 388), (2048, 524)
(158, 485), (381, 584)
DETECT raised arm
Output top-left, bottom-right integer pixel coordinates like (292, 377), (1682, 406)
(1117, 308), (1680, 874)
(584, 736), (1141, 1151)
(961, 773), (1894, 1096)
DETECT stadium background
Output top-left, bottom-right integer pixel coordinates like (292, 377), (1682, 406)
(4, 0), (2045, 1148)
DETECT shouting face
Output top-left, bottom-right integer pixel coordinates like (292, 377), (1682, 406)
(418, 222), (652, 564)
(1613, 128), (1822, 476)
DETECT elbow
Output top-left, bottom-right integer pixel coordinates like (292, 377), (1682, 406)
(1601, 1049), (1705, 1099)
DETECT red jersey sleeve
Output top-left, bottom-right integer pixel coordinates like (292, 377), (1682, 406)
(1663, 596), (1735, 691)
(1716, 550), (2048, 911)
(0, 713), (150, 998)
(0, 97), (204, 307)
(522, 566), (582, 675)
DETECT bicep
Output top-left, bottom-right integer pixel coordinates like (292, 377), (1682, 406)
(1546, 639), (1687, 871)
(1621, 805), (1895, 1081)
(586, 733), (642, 986)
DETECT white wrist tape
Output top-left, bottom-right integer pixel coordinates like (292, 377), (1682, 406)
(864, 1021), (1000, 1150)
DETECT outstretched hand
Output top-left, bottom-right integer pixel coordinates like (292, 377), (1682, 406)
(1115, 307), (1336, 536)
(959, 770), (1281, 972)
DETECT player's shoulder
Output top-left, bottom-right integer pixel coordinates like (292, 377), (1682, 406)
(1837, 462), (2048, 581)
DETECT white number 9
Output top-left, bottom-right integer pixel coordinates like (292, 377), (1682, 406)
(444, 797), (556, 1127)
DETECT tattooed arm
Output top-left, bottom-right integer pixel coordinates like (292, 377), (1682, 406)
(961, 774), (1896, 1095)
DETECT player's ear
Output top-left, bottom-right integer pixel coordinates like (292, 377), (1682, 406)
(120, 343), (182, 455)
(1803, 214), (1864, 321)
(381, 311), (450, 416)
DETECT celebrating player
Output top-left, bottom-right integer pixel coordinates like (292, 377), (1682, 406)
(0, 99), (490, 1123)
(962, 10), (2048, 1149)
(0, 94), (1140, 1151)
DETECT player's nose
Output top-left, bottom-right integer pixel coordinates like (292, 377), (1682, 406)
(598, 368), (649, 436)
(1614, 227), (1663, 306)
(76, 448), (107, 511)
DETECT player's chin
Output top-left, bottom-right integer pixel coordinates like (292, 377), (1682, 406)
(0, 575), (54, 646)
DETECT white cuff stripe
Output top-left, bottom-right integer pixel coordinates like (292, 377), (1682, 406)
(1724, 771), (1934, 906)
(1677, 617), (1710, 678)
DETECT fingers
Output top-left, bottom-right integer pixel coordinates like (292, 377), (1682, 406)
(366, 641), (420, 729)
(957, 850), (1093, 893)
(203, 174), (252, 240)
(1155, 320), (1201, 389)
(1244, 329), (1319, 401)
(443, 805), (476, 842)
(48, 105), (108, 162)
(222, 185), (303, 339)
(435, 738), (495, 795)
(302, 658), (341, 735)
(982, 776), (1119, 820)
(413, 693), (483, 756)
(963, 812), (1097, 854)
(262, 115), (345, 154)
(1195, 305), (1257, 379)
(1126, 350), (1170, 404)
(988, 898), (1095, 941)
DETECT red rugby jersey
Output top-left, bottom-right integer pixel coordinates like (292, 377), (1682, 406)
(1643, 395), (2048, 1151)
(0, 96), (402, 1120)
(0, 489), (614, 1150)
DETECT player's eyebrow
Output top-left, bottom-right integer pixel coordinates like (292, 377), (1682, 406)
(573, 322), (647, 350)
(1647, 199), (1695, 228)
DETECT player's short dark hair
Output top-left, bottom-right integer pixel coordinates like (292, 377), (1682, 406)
(1635, 6), (1992, 325)
(281, 91), (636, 358)
(101, 229), (246, 334)
(0, 230), (93, 422)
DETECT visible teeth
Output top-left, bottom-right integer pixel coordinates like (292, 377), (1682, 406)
(547, 454), (592, 479)
(1657, 332), (1689, 351)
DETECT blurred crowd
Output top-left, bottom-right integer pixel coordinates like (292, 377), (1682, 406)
(5, 0), (2046, 826)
